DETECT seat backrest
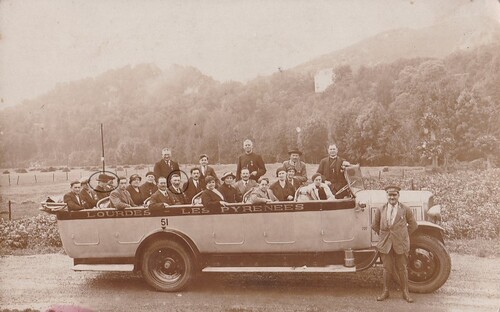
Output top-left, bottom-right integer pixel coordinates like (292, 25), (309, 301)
(96, 196), (110, 209)
(143, 196), (151, 207)
(242, 188), (254, 203)
(295, 186), (311, 201)
(191, 191), (204, 205)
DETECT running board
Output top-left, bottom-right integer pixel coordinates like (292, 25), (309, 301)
(202, 265), (356, 273)
(73, 264), (134, 272)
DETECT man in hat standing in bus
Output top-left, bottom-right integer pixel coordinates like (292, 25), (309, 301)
(282, 148), (307, 184)
(372, 185), (418, 303)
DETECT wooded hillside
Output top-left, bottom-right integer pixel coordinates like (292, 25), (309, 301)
(1, 44), (498, 168)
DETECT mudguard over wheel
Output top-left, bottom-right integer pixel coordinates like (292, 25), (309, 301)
(141, 240), (194, 292)
(407, 235), (451, 293)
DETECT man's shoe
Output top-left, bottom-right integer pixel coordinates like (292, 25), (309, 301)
(376, 290), (389, 301)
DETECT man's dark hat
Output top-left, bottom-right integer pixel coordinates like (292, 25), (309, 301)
(221, 171), (236, 181)
(97, 173), (114, 182)
(145, 171), (155, 177)
(384, 185), (401, 194)
(288, 148), (303, 155)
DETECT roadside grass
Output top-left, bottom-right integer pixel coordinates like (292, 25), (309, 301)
(446, 238), (500, 258)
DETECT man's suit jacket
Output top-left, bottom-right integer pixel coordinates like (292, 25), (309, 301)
(317, 156), (348, 196)
(218, 183), (242, 203)
(63, 192), (85, 211)
(236, 152), (266, 181)
(139, 182), (158, 198)
(153, 159), (180, 183)
(248, 187), (278, 204)
(167, 186), (189, 205)
(372, 202), (418, 256)
(148, 190), (174, 211)
(109, 189), (136, 210)
(183, 178), (205, 203)
(79, 188), (97, 209)
(95, 185), (111, 200)
(199, 166), (220, 186)
(234, 179), (257, 196)
(201, 189), (224, 206)
(269, 180), (295, 201)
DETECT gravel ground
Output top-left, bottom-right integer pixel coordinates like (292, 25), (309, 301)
(0, 253), (499, 312)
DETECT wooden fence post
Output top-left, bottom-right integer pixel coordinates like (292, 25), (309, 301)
(34, 174), (37, 183)
(66, 172), (68, 180)
(8, 174), (11, 186)
(8, 200), (12, 221)
(53, 173), (55, 182)
(16, 176), (20, 185)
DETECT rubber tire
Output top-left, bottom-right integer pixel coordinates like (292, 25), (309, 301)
(141, 240), (193, 292)
(407, 235), (451, 293)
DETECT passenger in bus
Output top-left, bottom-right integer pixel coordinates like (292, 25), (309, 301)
(316, 143), (351, 198)
(126, 174), (146, 206)
(282, 148), (307, 184)
(234, 168), (257, 196)
(201, 176), (227, 206)
(286, 167), (302, 191)
(140, 171), (158, 198)
(148, 177), (174, 211)
(64, 181), (85, 211)
(270, 167), (295, 201)
(79, 177), (98, 208)
(183, 167), (205, 203)
(109, 176), (137, 210)
(218, 172), (242, 203)
(167, 174), (189, 205)
(236, 139), (266, 182)
(95, 173), (114, 200)
(249, 177), (278, 204)
(154, 147), (180, 185)
(199, 154), (220, 187)
(305, 173), (335, 200)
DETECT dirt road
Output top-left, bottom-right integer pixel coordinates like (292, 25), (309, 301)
(0, 253), (498, 312)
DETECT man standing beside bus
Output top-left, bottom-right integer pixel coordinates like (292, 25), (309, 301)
(372, 185), (418, 303)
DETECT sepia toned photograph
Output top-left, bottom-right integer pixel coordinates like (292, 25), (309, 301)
(1, 0), (499, 311)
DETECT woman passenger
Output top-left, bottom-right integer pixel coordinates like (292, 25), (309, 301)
(201, 176), (227, 206)
(307, 173), (335, 200)
(126, 174), (146, 206)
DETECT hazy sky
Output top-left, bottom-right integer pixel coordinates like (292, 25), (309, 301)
(0, 0), (496, 108)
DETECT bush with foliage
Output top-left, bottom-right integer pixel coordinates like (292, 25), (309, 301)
(15, 168), (28, 173)
(0, 214), (61, 249)
(365, 168), (500, 239)
(2, 170), (9, 174)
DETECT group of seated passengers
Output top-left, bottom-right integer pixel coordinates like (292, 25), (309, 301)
(63, 144), (351, 211)
(63, 166), (341, 212)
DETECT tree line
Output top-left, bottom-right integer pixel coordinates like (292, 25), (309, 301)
(0, 44), (498, 169)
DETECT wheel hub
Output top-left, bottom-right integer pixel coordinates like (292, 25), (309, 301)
(408, 248), (437, 282)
